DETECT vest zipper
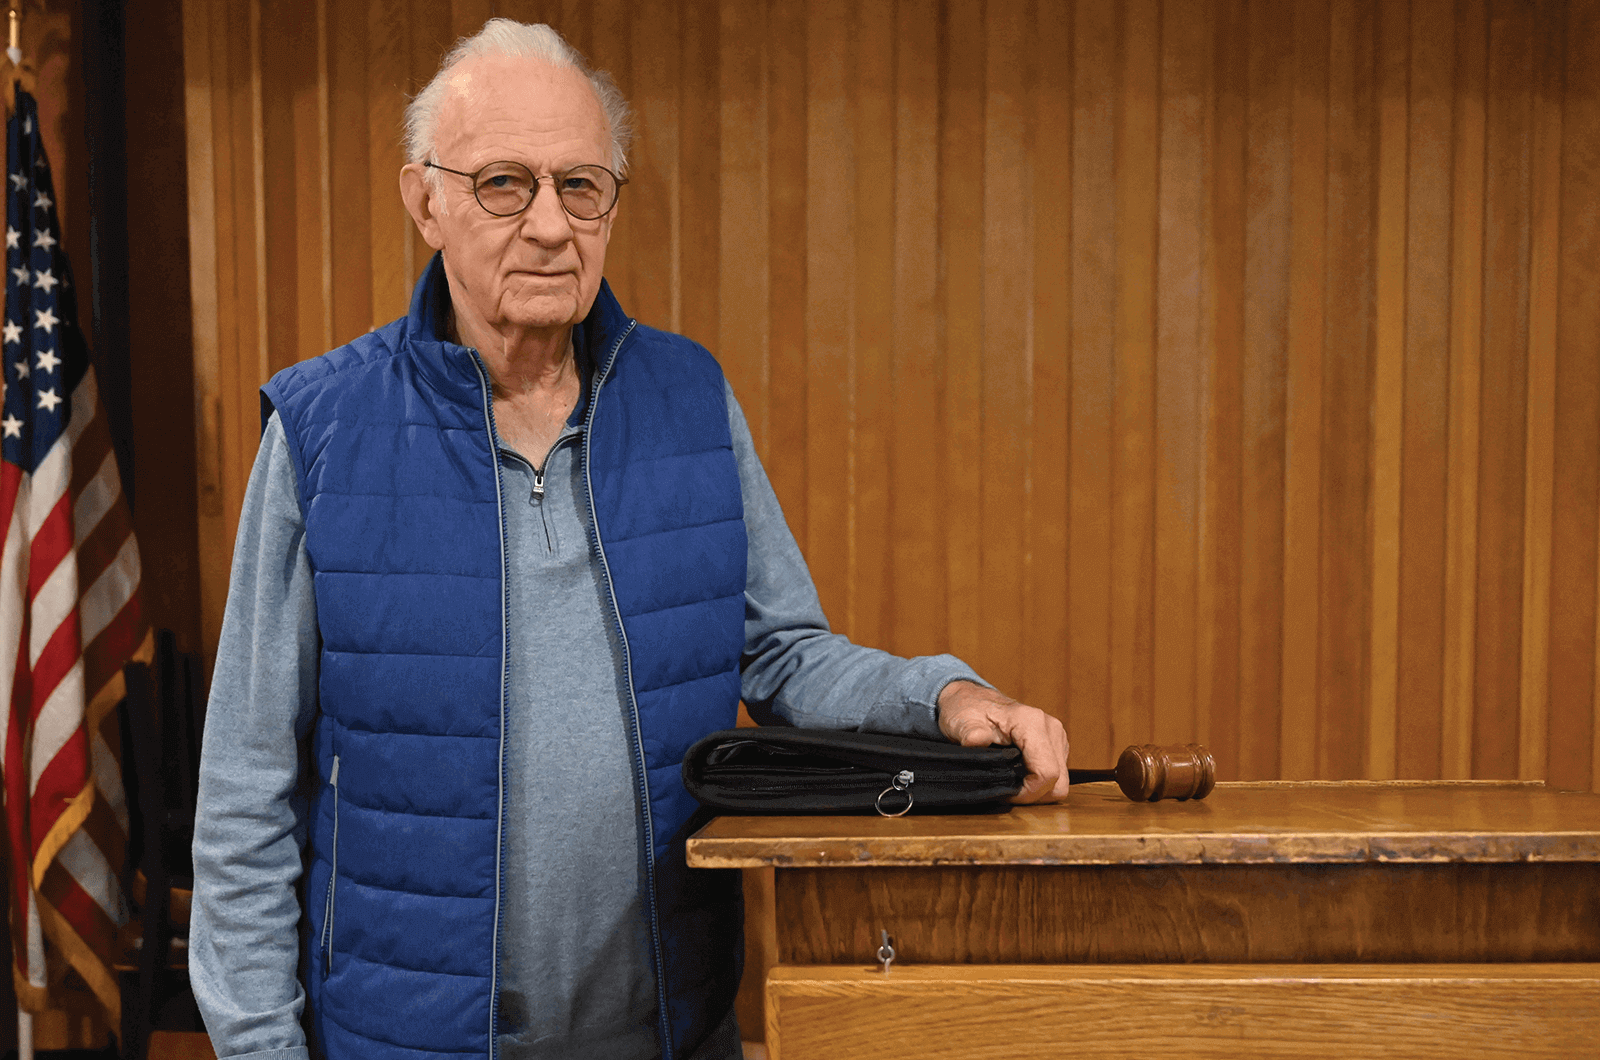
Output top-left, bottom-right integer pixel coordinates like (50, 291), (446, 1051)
(469, 349), (513, 1060)
(320, 754), (341, 977)
(580, 321), (676, 1057)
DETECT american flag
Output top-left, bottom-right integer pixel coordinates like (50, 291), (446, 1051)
(0, 84), (149, 1028)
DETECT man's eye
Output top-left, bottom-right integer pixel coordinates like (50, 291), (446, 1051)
(485, 175), (515, 189)
(562, 176), (599, 192)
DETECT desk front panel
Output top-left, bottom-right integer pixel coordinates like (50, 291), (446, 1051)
(774, 861), (1600, 964)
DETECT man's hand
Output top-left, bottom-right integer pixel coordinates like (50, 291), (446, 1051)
(936, 681), (1070, 803)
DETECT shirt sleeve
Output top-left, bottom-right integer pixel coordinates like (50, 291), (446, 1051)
(729, 380), (990, 738)
(189, 412), (318, 1060)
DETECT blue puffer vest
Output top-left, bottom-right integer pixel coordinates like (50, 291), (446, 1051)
(261, 255), (747, 1060)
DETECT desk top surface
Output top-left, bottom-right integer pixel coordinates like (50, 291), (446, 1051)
(685, 780), (1600, 868)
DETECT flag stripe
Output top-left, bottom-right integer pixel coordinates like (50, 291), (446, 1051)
(72, 449), (119, 548)
(22, 439), (68, 539)
(74, 499), (134, 602)
(24, 490), (71, 603)
(0, 464), (27, 748)
(26, 595), (77, 709)
(80, 535), (139, 649)
(78, 780), (128, 874)
(53, 827), (119, 923)
(26, 656), (84, 792)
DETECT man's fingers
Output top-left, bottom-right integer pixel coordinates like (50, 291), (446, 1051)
(1006, 713), (1070, 803)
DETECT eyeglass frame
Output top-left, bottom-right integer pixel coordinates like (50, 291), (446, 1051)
(422, 159), (628, 220)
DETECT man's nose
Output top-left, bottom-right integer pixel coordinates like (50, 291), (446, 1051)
(520, 178), (574, 244)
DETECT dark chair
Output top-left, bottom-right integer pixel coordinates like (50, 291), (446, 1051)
(117, 630), (211, 1060)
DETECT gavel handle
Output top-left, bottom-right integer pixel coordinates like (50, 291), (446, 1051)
(1068, 768), (1117, 784)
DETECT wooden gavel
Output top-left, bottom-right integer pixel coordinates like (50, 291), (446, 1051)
(1068, 744), (1216, 801)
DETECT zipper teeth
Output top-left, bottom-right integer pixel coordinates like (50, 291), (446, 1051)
(470, 349), (512, 1060)
(581, 321), (675, 1055)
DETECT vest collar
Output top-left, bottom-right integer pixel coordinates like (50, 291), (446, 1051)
(405, 251), (634, 409)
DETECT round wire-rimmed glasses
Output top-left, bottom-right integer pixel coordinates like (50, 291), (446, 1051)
(423, 160), (627, 220)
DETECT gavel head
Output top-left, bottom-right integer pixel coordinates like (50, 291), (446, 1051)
(1114, 744), (1217, 802)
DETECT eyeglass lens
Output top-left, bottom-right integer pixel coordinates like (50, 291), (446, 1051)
(473, 162), (618, 219)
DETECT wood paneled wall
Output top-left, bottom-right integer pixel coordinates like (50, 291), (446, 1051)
(182, 0), (1600, 791)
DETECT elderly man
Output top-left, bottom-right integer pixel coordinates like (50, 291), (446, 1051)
(191, 18), (1067, 1060)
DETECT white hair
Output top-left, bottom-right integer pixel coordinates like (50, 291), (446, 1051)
(404, 19), (634, 197)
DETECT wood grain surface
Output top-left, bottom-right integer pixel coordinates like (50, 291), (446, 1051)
(687, 780), (1600, 867)
(182, 0), (1600, 795)
(772, 861), (1600, 964)
(765, 964), (1600, 1060)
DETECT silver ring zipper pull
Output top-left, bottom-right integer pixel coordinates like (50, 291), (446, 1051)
(875, 769), (914, 817)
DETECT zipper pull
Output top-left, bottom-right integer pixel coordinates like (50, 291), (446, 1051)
(875, 770), (915, 817)
(531, 469), (545, 499)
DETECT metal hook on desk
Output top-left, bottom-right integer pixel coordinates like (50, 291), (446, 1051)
(877, 930), (895, 974)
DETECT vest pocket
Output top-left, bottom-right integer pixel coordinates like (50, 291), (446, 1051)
(320, 754), (341, 977)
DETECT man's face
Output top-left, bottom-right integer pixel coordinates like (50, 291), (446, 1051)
(406, 56), (616, 340)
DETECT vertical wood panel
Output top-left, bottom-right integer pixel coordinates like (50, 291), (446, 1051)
(259, 0), (301, 376)
(1196, 0), (1247, 778)
(184, 0), (1600, 796)
(851, 0), (894, 648)
(183, 0), (227, 653)
(1239, 0), (1290, 777)
(979, 0), (1033, 696)
(1068, 0), (1116, 768)
(1368, 0), (1407, 780)
(1552, 0), (1600, 794)
(678, 0), (720, 353)
(1397, 0), (1454, 780)
(889, 0), (947, 660)
(1474, 0), (1533, 779)
(1023, 0), (1070, 718)
(1516, 0), (1563, 780)
(1442, 0), (1487, 779)
(940, 0), (985, 666)
(1319, 0), (1375, 780)
(1152, 0), (1207, 742)
(1110, 0), (1158, 747)
(802, 0), (852, 625)
(717, 0), (768, 447)
(625, 0), (679, 331)
(328, 0), (373, 342)
(764, 0), (807, 545)
(1280, 0), (1328, 780)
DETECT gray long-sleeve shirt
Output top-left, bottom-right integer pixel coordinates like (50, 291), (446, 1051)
(190, 379), (985, 1060)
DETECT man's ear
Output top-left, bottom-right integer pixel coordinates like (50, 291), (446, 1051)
(400, 165), (447, 250)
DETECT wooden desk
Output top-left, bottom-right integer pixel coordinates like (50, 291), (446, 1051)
(687, 780), (1600, 1059)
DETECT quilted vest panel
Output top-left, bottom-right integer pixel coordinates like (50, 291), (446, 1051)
(262, 257), (746, 1060)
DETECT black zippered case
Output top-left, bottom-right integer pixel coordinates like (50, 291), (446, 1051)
(681, 728), (1027, 816)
